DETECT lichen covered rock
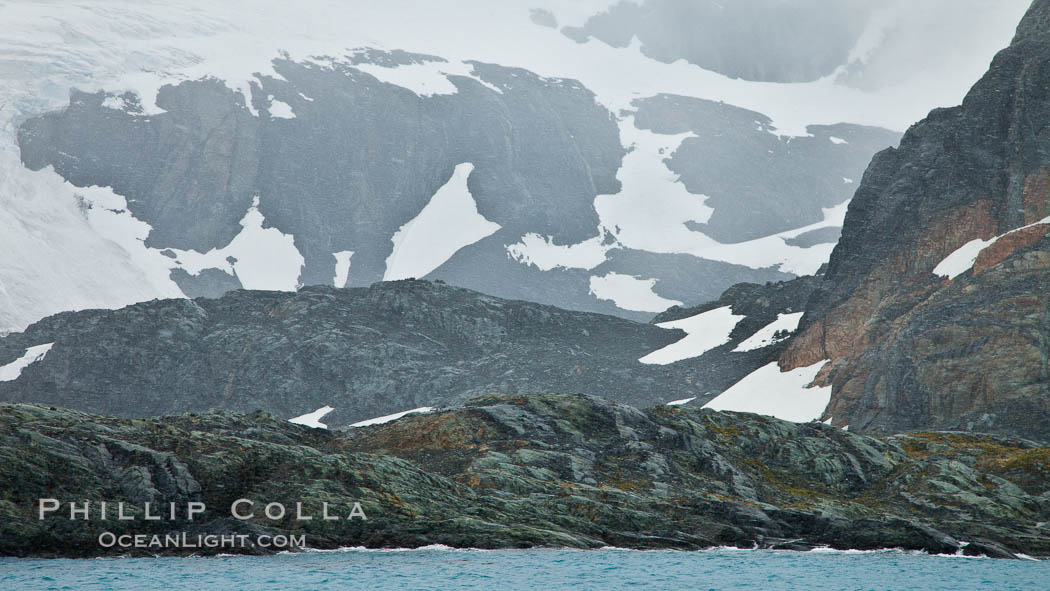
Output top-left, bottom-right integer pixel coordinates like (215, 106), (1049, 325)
(3, 395), (1049, 558)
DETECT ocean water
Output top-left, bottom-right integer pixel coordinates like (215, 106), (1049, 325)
(1, 547), (1047, 590)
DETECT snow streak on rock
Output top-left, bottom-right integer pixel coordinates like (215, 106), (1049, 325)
(0, 343), (54, 382)
(350, 407), (435, 428)
(640, 306), (744, 365)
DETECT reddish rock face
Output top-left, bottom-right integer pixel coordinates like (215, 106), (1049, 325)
(1023, 167), (1050, 223)
(973, 224), (1050, 274)
(781, 201), (999, 383)
(780, 0), (1050, 440)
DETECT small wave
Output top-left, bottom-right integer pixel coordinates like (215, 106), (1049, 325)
(303, 544), (475, 553)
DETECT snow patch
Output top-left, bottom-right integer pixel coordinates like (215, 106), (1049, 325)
(333, 250), (354, 287)
(507, 233), (610, 271)
(70, 183), (188, 295)
(828, 136), (848, 145)
(595, 122), (714, 243)
(529, 117), (841, 276)
(640, 306), (745, 364)
(666, 396), (697, 406)
(702, 360), (831, 423)
(932, 238), (994, 280)
(350, 407), (435, 428)
(65, 187), (303, 296)
(332, 51), (505, 97)
(733, 312), (804, 352)
(588, 272), (682, 313)
(843, 177), (854, 184)
(0, 343), (54, 382)
(168, 196), (305, 291)
(101, 95), (128, 111)
(289, 405), (334, 429)
(267, 96), (295, 118)
(384, 163), (500, 281)
(512, 118), (852, 279)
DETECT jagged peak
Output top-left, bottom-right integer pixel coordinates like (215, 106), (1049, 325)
(1012, 0), (1050, 44)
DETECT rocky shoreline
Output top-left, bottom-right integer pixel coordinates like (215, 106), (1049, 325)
(3, 394), (1048, 559)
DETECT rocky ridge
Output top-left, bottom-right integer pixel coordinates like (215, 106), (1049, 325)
(0, 280), (802, 426)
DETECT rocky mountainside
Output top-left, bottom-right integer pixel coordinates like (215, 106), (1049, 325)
(15, 49), (892, 324)
(0, 0), (1026, 335)
(780, 0), (1050, 440)
(5, 0), (1045, 443)
(3, 1), (1026, 333)
(0, 280), (812, 426)
(4, 394), (1049, 558)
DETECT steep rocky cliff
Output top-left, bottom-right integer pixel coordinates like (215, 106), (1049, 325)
(4, 395), (1049, 558)
(782, 0), (1050, 440)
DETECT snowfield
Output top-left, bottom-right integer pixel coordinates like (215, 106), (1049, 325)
(384, 163), (500, 282)
(703, 360), (832, 423)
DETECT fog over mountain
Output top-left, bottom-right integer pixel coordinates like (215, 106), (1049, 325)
(0, 0), (1028, 330)
(564, 0), (878, 83)
(566, 0), (1027, 93)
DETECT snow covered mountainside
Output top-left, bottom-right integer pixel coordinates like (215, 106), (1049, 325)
(0, 0), (1027, 331)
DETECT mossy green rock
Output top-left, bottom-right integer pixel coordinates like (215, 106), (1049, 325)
(2, 395), (1049, 558)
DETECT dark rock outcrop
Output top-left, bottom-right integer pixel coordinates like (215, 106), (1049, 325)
(655, 274), (822, 325)
(783, 227), (842, 248)
(3, 395), (1049, 558)
(780, 0), (1050, 440)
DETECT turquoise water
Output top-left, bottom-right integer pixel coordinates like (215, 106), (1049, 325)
(1, 548), (1046, 590)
